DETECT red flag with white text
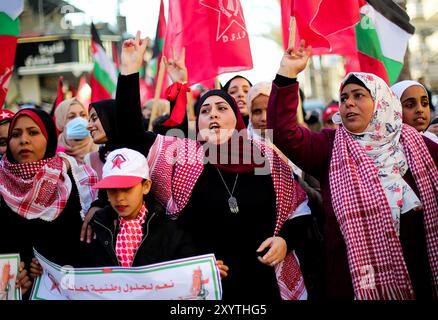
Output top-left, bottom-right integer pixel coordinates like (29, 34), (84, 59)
(164, 0), (253, 85)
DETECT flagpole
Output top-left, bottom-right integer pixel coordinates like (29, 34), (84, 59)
(288, 16), (296, 50)
(289, 16), (305, 125)
(214, 77), (221, 89)
(149, 58), (167, 131)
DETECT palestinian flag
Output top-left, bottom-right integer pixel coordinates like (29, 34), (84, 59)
(352, 0), (415, 85)
(90, 23), (118, 102)
(0, 0), (23, 108)
(282, 0), (415, 85)
(146, 0), (167, 98)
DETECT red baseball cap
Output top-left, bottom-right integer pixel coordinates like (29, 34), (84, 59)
(322, 104), (339, 123)
(0, 109), (15, 124)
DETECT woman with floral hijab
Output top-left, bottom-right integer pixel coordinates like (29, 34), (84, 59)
(268, 41), (438, 300)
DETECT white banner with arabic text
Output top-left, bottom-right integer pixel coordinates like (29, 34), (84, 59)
(31, 250), (221, 300)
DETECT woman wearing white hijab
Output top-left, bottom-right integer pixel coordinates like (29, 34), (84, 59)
(392, 80), (438, 144)
(268, 41), (438, 300)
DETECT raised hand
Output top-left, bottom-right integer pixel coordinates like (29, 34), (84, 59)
(121, 31), (149, 75)
(163, 47), (188, 83)
(278, 39), (312, 79)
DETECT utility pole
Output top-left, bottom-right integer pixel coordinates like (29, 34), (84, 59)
(116, 0), (127, 35)
(38, 0), (44, 31)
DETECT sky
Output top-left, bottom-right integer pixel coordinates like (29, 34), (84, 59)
(66, 0), (284, 84)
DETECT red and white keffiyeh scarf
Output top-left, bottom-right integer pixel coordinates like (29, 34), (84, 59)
(0, 153), (98, 221)
(116, 203), (147, 267)
(147, 134), (308, 300)
(330, 124), (438, 300)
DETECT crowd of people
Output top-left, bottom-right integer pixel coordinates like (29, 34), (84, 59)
(0, 32), (437, 301)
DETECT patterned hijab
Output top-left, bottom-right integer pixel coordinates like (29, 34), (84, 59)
(329, 72), (438, 299)
(0, 108), (97, 221)
(336, 73), (422, 232)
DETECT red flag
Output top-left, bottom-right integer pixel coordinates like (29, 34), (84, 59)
(0, 37), (17, 109)
(164, 0), (253, 85)
(68, 84), (76, 97)
(51, 76), (64, 135)
(198, 78), (216, 90)
(283, 0), (414, 85)
(153, 0), (168, 98)
(281, 0), (359, 56)
(139, 78), (154, 107)
(76, 75), (91, 108)
(112, 42), (120, 70)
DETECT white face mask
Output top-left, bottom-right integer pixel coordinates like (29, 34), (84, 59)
(65, 117), (90, 140)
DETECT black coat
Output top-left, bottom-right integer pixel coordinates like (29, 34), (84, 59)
(0, 172), (89, 269)
(85, 206), (199, 267)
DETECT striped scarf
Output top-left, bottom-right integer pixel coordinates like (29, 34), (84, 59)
(0, 153), (97, 221)
(329, 124), (438, 299)
(147, 134), (308, 300)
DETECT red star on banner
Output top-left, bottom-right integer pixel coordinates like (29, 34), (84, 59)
(199, 0), (248, 41)
(111, 154), (126, 169)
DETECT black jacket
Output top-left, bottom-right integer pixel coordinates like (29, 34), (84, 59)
(0, 171), (89, 269)
(85, 206), (199, 267)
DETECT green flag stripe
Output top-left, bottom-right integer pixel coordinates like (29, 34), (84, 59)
(356, 14), (403, 84)
(139, 65), (145, 78)
(158, 38), (164, 52)
(149, 58), (157, 77)
(0, 12), (19, 37)
(93, 62), (116, 95)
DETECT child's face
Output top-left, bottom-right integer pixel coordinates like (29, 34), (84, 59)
(0, 122), (10, 156)
(400, 85), (430, 132)
(107, 180), (152, 220)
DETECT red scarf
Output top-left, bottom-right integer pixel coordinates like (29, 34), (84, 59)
(116, 203), (147, 267)
(0, 156), (69, 221)
(0, 154), (97, 221)
(329, 125), (438, 299)
(147, 135), (308, 299)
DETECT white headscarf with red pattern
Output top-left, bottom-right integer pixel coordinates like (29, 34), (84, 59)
(330, 72), (438, 299)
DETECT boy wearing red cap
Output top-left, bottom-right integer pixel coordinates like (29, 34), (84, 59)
(86, 148), (199, 267)
(87, 148), (228, 278)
